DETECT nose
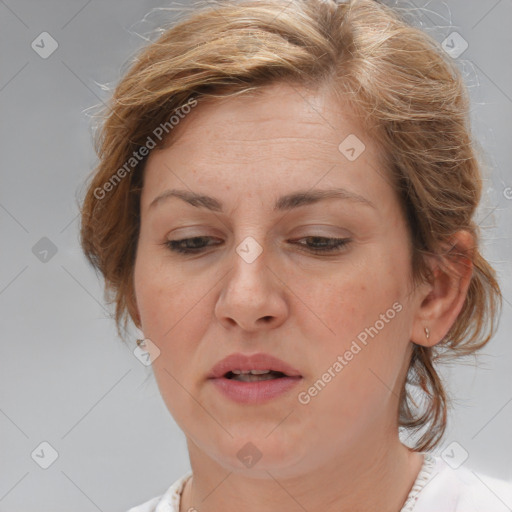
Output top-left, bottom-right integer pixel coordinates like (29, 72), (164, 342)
(214, 245), (289, 333)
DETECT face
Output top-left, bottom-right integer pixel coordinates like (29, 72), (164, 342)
(133, 82), (422, 478)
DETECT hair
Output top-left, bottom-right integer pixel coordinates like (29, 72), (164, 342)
(79, 0), (502, 452)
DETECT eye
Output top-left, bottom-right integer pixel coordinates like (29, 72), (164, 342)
(291, 236), (351, 255)
(164, 236), (220, 254)
(163, 235), (351, 255)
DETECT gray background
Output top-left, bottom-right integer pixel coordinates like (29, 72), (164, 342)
(0, 1), (511, 511)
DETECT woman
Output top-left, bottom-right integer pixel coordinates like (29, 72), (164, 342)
(79, 0), (511, 510)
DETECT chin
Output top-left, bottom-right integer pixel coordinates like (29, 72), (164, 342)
(208, 434), (310, 477)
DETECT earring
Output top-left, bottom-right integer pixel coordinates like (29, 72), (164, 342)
(424, 327), (430, 340)
(136, 338), (145, 347)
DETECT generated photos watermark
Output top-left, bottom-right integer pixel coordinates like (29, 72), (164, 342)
(297, 301), (403, 405)
(94, 97), (198, 200)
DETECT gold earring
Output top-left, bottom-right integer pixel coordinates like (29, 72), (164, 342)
(424, 327), (430, 340)
(136, 338), (144, 347)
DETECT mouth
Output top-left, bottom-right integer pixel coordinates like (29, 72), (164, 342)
(223, 369), (289, 382)
(208, 353), (303, 404)
(210, 373), (302, 404)
(208, 352), (302, 380)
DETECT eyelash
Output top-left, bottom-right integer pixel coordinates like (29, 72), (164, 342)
(164, 236), (351, 256)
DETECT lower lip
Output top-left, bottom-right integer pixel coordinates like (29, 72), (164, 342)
(210, 376), (302, 404)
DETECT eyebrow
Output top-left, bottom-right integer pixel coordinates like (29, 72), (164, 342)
(148, 187), (376, 212)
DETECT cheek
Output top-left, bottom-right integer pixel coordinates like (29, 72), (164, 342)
(301, 251), (410, 373)
(134, 250), (187, 337)
(135, 275), (199, 342)
(133, 250), (213, 370)
(297, 274), (409, 433)
(303, 260), (401, 330)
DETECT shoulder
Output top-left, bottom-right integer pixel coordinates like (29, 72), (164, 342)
(415, 455), (512, 512)
(125, 471), (192, 512)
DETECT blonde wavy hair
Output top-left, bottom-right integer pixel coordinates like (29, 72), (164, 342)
(79, 0), (502, 452)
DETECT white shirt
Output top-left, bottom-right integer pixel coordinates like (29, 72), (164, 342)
(126, 454), (512, 512)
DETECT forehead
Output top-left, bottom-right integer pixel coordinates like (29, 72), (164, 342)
(160, 82), (367, 150)
(140, 82), (391, 213)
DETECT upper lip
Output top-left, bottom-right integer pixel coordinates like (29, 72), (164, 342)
(208, 352), (302, 379)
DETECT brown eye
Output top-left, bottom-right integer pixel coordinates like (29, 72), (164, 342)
(292, 236), (351, 255)
(165, 236), (221, 254)
(163, 236), (351, 256)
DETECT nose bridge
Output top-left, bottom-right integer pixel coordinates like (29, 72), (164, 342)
(235, 234), (266, 266)
(228, 233), (269, 298)
(215, 231), (287, 331)
(227, 201), (270, 270)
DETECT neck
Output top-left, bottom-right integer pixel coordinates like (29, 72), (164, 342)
(180, 434), (424, 512)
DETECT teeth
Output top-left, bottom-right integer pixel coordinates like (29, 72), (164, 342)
(231, 372), (280, 382)
(231, 369), (271, 375)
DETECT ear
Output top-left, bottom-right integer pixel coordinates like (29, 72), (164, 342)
(411, 230), (475, 347)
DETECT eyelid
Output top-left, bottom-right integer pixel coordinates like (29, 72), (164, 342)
(177, 223), (349, 234)
(163, 234), (352, 256)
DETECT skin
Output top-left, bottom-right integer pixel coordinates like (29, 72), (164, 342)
(132, 81), (473, 512)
